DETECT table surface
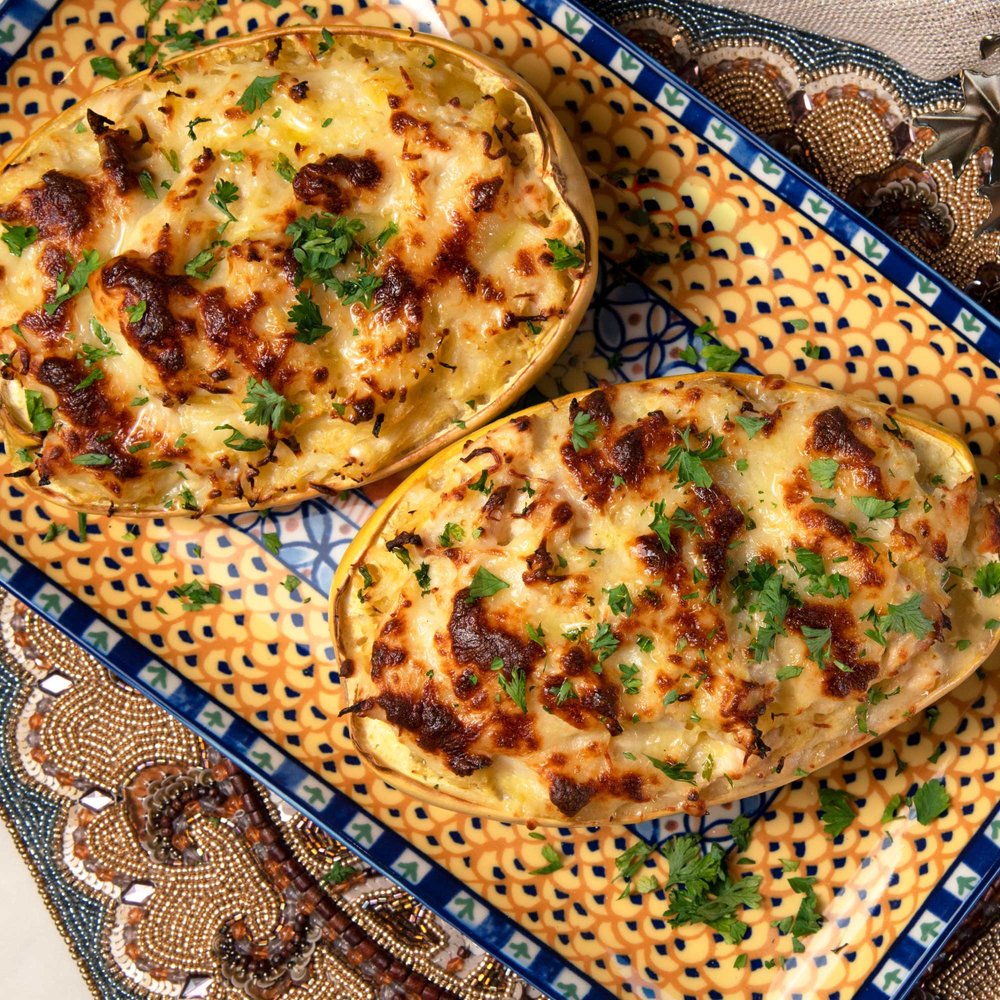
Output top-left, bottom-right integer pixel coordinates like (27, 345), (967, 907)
(0, 823), (89, 998)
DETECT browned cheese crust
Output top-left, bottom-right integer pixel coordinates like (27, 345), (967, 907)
(334, 375), (1000, 824)
(0, 30), (592, 513)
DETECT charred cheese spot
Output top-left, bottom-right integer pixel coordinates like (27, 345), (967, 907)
(1, 170), (94, 242)
(448, 589), (541, 674)
(87, 110), (151, 195)
(808, 406), (887, 498)
(338, 375), (1000, 823)
(101, 255), (196, 378)
(0, 32), (588, 512)
(291, 152), (382, 213)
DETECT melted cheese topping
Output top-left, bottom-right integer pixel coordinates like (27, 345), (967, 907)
(335, 375), (1000, 824)
(0, 29), (590, 513)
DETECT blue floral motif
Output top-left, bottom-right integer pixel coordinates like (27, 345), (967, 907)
(224, 492), (378, 596)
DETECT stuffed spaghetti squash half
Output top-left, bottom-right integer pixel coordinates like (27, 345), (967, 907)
(0, 27), (595, 514)
(333, 374), (1000, 825)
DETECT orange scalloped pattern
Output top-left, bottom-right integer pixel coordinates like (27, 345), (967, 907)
(2, 2), (1000, 998)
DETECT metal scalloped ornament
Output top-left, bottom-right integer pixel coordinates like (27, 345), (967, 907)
(916, 70), (1000, 234)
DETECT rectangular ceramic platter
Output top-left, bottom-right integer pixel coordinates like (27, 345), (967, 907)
(2, 1), (1000, 998)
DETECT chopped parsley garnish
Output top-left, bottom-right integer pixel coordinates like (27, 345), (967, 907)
(552, 678), (578, 705)
(801, 625), (833, 669)
(285, 213), (365, 287)
(606, 583), (634, 616)
(173, 579), (222, 611)
(331, 271), (383, 309)
(490, 657), (527, 712)
(317, 26), (336, 54)
(71, 452), (113, 466)
(414, 563), (431, 594)
(700, 341), (741, 372)
(637, 634), (654, 653)
(288, 290), (332, 344)
(733, 412), (767, 438)
(373, 222), (399, 251)
(242, 377), (301, 431)
(648, 501), (702, 553)
(45, 249), (101, 315)
(282, 574), (301, 594)
(774, 876), (823, 946)
(25, 390), (54, 432)
(137, 170), (158, 200)
(467, 567), (509, 602)
(274, 153), (297, 182)
(618, 662), (641, 695)
(125, 300), (148, 324)
(545, 238), (584, 270)
(570, 409), (600, 451)
(262, 532), (281, 555)
(74, 367), (104, 392)
(880, 593), (934, 641)
(220, 149), (245, 162)
(912, 779), (950, 825)
(855, 683), (899, 735)
(526, 623), (545, 647)
(662, 428), (725, 488)
(590, 622), (620, 662)
(320, 861), (358, 884)
(184, 248), (219, 279)
(851, 496), (910, 520)
(2, 223), (38, 257)
(794, 547), (850, 600)
(776, 664), (803, 681)
(801, 341), (822, 359)
(90, 55), (121, 80)
(975, 562), (1000, 597)
(530, 843), (563, 875)
(468, 469), (493, 494)
(809, 458), (839, 489)
(731, 559), (799, 662)
(881, 794), (904, 823)
(186, 116), (211, 140)
(237, 74), (280, 114)
(818, 786), (856, 838)
(208, 179), (240, 232)
(659, 831), (763, 943)
(438, 522), (465, 547)
(42, 523), (68, 543)
(215, 423), (266, 451)
(646, 756), (696, 784)
(614, 841), (654, 888)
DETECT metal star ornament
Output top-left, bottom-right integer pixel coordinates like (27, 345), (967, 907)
(916, 71), (1000, 184)
(917, 71), (1000, 234)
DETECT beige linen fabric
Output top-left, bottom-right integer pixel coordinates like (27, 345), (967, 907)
(711, 0), (1000, 80)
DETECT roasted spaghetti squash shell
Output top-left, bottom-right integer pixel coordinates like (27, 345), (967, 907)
(0, 27), (597, 517)
(332, 373), (1000, 826)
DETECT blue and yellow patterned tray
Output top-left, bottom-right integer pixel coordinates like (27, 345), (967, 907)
(1, 1), (1000, 998)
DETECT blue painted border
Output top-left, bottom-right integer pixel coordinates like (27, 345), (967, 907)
(0, 538), (613, 1000)
(856, 801), (1000, 999)
(0, 0), (997, 992)
(0, 0), (58, 74)
(519, 4), (1000, 993)
(531, 0), (1000, 368)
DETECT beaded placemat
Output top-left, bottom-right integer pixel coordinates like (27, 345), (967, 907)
(0, 587), (537, 999)
(1, 1), (999, 997)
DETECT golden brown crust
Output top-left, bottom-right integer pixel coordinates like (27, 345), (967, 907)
(333, 374), (1000, 826)
(0, 27), (596, 515)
